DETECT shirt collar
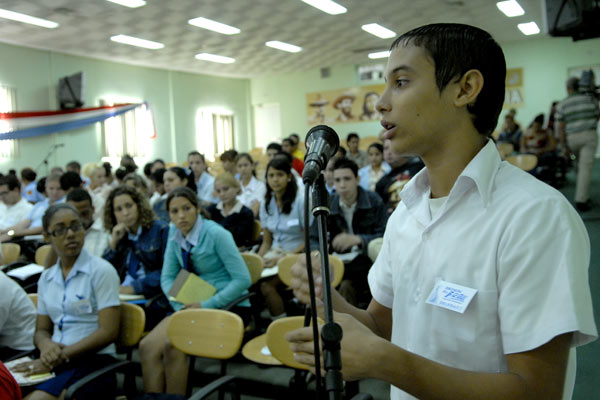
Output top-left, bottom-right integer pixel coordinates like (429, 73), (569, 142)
(401, 140), (500, 212)
(127, 225), (143, 241)
(45, 248), (92, 283)
(173, 215), (203, 250)
(216, 200), (244, 217)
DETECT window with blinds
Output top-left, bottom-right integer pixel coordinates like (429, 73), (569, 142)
(101, 101), (155, 158)
(0, 85), (18, 158)
(195, 109), (234, 162)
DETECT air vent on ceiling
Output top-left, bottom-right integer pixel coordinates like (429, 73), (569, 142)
(320, 67), (330, 78)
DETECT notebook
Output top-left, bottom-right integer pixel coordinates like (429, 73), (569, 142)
(5, 356), (55, 386)
(167, 269), (217, 305)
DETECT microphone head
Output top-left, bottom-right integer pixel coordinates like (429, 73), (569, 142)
(305, 125), (339, 159)
(303, 125), (340, 184)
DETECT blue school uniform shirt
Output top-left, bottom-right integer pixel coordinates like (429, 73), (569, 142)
(37, 249), (120, 355)
(22, 181), (44, 203)
(161, 217), (251, 312)
(27, 197), (65, 229)
(259, 193), (305, 252)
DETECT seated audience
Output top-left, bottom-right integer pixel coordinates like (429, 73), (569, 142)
(0, 174), (63, 241)
(289, 133), (306, 160)
(312, 158), (386, 306)
(207, 173), (254, 248)
(257, 157), (306, 318)
(236, 153), (266, 217)
(521, 114), (558, 181)
(0, 175), (33, 231)
(139, 187), (251, 395)
(11, 204), (120, 400)
(324, 156), (338, 194)
(20, 168), (43, 204)
(187, 151), (218, 206)
(103, 185), (171, 329)
(59, 171), (83, 196)
(0, 268), (35, 361)
(220, 150), (239, 176)
(66, 161), (90, 187)
(282, 138), (304, 175)
(123, 173), (150, 198)
(153, 167), (196, 223)
(497, 113), (523, 152)
(266, 142), (283, 160)
(148, 168), (166, 208)
(358, 142), (391, 192)
(345, 132), (368, 168)
(150, 159), (166, 174)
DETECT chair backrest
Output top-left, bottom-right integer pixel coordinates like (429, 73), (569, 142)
(28, 293), (38, 308)
(266, 316), (323, 371)
(241, 252), (264, 284)
(118, 302), (146, 347)
(278, 254), (345, 288)
(1, 243), (21, 264)
(35, 244), (52, 266)
(251, 219), (262, 242)
(167, 309), (244, 359)
(497, 142), (514, 159)
(506, 154), (538, 171)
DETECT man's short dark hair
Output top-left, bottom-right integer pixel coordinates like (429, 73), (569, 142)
(220, 150), (238, 162)
(151, 168), (166, 184)
(282, 138), (294, 146)
(333, 157), (359, 177)
(66, 188), (92, 204)
(267, 142), (283, 152)
(187, 151), (205, 162)
(60, 171), (82, 191)
(115, 167), (128, 181)
(0, 174), (20, 190)
(102, 162), (112, 176)
(391, 23), (506, 136)
(337, 146), (347, 156)
(66, 161), (81, 171)
(289, 133), (300, 144)
(153, 159), (166, 167)
(143, 163), (153, 178)
(37, 177), (46, 194)
(20, 168), (37, 182)
(346, 133), (359, 142)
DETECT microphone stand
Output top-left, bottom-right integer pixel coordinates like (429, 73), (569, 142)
(307, 174), (344, 400)
(36, 144), (61, 175)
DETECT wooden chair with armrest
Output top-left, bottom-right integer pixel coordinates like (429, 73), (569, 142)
(34, 244), (52, 266)
(64, 302), (146, 400)
(1, 243), (21, 266)
(167, 309), (245, 399)
(506, 154), (538, 172)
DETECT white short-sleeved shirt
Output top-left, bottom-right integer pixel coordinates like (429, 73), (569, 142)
(0, 271), (36, 351)
(38, 249), (120, 355)
(0, 197), (33, 230)
(237, 176), (266, 209)
(196, 172), (218, 205)
(259, 192), (305, 252)
(83, 218), (110, 258)
(368, 140), (597, 400)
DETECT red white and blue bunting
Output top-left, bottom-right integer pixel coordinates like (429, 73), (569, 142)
(0, 103), (144, 140)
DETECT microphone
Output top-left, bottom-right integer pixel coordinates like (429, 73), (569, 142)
(302, 125), (340, 185)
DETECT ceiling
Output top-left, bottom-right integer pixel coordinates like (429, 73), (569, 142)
(0, 0), (546, 79)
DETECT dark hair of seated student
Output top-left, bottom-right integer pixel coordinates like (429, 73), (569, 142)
(206, 173), (255, 248)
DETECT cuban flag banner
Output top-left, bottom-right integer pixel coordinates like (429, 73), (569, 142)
(0, 103), (145, 140)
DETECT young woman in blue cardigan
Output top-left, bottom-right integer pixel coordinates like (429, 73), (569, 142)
(139, 187), (251, 396)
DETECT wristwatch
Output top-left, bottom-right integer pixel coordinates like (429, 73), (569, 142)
(6, 229), (14, 238)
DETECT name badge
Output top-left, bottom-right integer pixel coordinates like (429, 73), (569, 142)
(72, 298), (93, 315)
(287, 219), (300, 227)
(426, 280), (477, 314)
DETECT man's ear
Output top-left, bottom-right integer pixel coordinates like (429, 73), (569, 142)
(454, 69), (484, 109)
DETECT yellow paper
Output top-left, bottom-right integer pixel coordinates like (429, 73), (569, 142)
(174, 273), (217, 304)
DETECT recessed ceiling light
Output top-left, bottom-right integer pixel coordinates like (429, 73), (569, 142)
(110, 34), (164, 49)
(362, 23), (396, 39)
(0, 8), (59, 28)
(518, 21), (540, 35)
(188, 17), (240, 35)
(195, 53), (235, 64)
(265, 41), (302, 53)
(368, 51), (390, 59)
(106, 0), (146, 8)
(301, 0), (347, 15)
(496, 0), (525, 17)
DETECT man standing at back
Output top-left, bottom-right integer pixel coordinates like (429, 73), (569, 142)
(287, 23), (596, 400)
(556, 76), (599, 212)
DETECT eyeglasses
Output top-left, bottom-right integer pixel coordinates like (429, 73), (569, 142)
(48, 222), (84, 237)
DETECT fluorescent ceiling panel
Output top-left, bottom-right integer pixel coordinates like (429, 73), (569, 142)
(110, 34), (164, 49)
(265, 41), (302, 53)
(301, 0), (347, 15)
(188, 17), (240, 35)
(0, 8), (59, 28)
(496, 0), (525, 17)
(362, 23), (396, 39)
(195, 53), (236, 64)
(368, 51), (390, 59)
(106, 0), (146, 8)
(518, 21), (540, 35)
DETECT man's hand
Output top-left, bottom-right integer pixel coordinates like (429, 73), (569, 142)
(286, 311), (381, 381)
(290, 251), (326, 305)
(331, 233), (361, 253)
(39, 340), (68, 368)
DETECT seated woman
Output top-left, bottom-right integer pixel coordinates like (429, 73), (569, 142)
(257, 156), (306, 318)
(139, 187), (251, 395)
(235, 153), (266, 217)
(153, 167), (197, 223)
(102, 185), (171, 329)
(206, 173), (255, 248)
(11, 204), (120, 400)
(520, 114), (558, 180)
(358, 142), (391, 192)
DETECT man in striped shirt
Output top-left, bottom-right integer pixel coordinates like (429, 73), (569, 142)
(556, 77), (600, 212)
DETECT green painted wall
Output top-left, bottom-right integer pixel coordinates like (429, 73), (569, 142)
(0, 41), (251, 173)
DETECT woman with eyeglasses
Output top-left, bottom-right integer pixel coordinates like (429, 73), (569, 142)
(102, 185), (171, 329)
(139, 187), (251, 395)
(11, 203), (120, 400)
